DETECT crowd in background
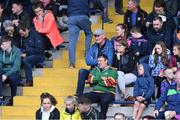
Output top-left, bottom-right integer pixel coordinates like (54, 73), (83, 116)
(0, 0), (180, 120)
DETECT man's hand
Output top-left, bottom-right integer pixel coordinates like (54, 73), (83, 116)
(12, 19), (19, 26)
(21, 53), (26, 58)
(2, 75), (7, 82)
(153, 110), (159, 118)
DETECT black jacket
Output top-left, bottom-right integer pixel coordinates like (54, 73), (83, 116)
(124, 7), (147, 33)
(81, 107), (101, 120)
(36, 107), (60, 120)
(112, 50), (137, 73)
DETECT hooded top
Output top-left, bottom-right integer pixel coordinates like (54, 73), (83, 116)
(133, 63), (155, 100)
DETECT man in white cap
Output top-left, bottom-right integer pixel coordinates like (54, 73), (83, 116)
(75, 28), (114, 97)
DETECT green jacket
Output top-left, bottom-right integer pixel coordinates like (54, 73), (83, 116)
(0, 45), (21, 76)
(87, 66), (118, 95)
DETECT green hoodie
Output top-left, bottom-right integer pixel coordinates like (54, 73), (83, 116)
(0, 45), (21, 76)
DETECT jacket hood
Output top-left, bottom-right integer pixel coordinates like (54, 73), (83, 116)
(139, 63), (150, 77)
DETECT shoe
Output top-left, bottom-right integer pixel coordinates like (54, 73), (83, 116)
(44, 51), (52, 59)
(0, 96), (5, 105)
(6, 98), (13, 106)
(23, 81), (33, 86)
(103, 19), (113, 24)
(115, 10), (125, 15)
(69, 63), (75, 68)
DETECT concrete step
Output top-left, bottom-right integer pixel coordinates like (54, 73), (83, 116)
(13, 96), (65, 106)
(23, 87), (75, 96)
(33, 77), (78, 87)
(0, 115), (34, 120)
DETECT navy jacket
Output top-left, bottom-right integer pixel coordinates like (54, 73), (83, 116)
(85, 39), (114, 67)
(133, 63), (155, 100)
(124, 7), (147, 33)
(22, 28), (45, 56)
(67, 0), (90, 17)
(129, 36), (148, 59)
(155, 85), (180, 114)
(147, 24), (173, 53)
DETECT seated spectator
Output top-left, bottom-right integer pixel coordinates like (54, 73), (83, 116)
(169, 43), (180, 72)
(75, 29), (114, 97)
(147, 17), (173, 53)
(112, 40), (137, 99)
(39, 0), (59, 19)
(78, 95), (101, 120)
(0, 35), (21, 105)
(129, 26), (148, 61)
(84, 54), (118, 119)
(3, 20), (21, 48)
(36, 92), (60, 119)
(124, 0), (147, 34)
(145, 0), (176, 31)
(133, 63), (155, 120)
(149, 41), (170, 98)
(0, 3), (8, 38)
(60, 96), (81, 120)
(161, 68), (176, 94)
(33, 1), (64, 49)
(111, 23), (129, 49)
(18, 24), (45, 86)
(153, 70), (180, 119)
(114, 112), (126, 120)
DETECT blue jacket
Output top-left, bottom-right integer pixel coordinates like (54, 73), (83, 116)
(85, 39), (114, 67)
(155, 85), (180, 114)
(22, 27), (45, 56)
(129, 36), (148, 58)
(67, 0), (90, 17)
(133, 63), (155, 100)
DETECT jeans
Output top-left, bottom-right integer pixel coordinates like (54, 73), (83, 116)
(68, 15), (92, 64)
(75, 69), (91, 97)
(115, 0), (123, 12)
(84, 92), (114, 119)
(22, 54), (45, 82)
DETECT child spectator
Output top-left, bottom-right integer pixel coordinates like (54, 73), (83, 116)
(111, 24), (129, 50)
(149, 41), (170, 98)
(129, 26), (148, 61)
(60, 96), (82, 120)
(169, 43), (180, 72)
(112, 40), (137, 100)
(133, 63), (155, 120)
(142, 115), (155, 120)
(36, 92), (60, 120)
(161, 68), (176, 94)
(114, 112), (126, 120)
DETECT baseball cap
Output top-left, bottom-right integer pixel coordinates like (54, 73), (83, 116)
(94, 29), (105, 36)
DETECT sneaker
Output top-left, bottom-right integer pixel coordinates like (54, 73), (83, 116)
(0, 96), (5, 105)
(6, 98), (13, 106)
(103, 19), (113, 24)
(69, 63), (75, 69)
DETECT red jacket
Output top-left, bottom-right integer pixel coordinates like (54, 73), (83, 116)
(33, 10), (64, 48)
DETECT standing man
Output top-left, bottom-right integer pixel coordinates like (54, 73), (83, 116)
(67, 0), (93, 68)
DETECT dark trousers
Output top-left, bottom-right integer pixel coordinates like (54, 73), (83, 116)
(22, 54), (45, 82)
(84, 92), (114, 119)
(115, 0), (123, 12)
(0, 73), (20, 98)
(0, 69), (3, 97)
(153, 76), (164, 98)
(75, 69), (91, 97)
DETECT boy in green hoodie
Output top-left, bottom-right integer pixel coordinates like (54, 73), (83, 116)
(0, 35), (21, 105)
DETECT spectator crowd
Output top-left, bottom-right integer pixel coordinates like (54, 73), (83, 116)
(0, 0), (180, 120)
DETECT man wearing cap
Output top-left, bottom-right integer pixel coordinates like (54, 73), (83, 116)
(75, 28), (114, 97)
